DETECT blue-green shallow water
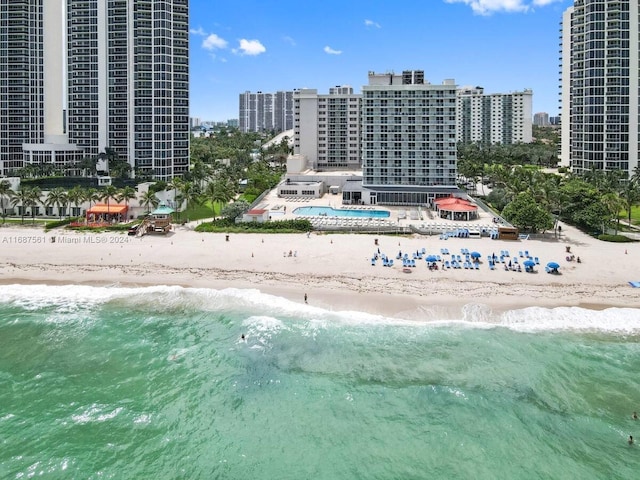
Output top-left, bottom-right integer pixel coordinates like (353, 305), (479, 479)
(1, 285), (640, 479)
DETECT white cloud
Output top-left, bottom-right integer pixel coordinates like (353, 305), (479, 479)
(236, 39), (266, 56)
(444, 0), (562, 15)
(202, 33), (228, 51)
(323, 46), (342, 55)
(190, 27), (206, 36)
(364, 19), (381, 28)
(283, 35), (297, 46)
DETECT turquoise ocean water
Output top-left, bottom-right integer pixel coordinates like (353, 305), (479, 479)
(1, 284), (640, 479)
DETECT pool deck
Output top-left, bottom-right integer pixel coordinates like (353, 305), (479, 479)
(255, 190), (502, 235)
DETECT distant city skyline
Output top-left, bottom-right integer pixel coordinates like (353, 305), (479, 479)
(188, 0), (571, 122)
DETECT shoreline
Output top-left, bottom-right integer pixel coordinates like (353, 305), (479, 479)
(0, 261), (635, 318)
(1, 221), (639, 318)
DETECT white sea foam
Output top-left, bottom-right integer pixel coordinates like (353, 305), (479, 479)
(71, 404), (123, 424)
(1, 284), (640, 334)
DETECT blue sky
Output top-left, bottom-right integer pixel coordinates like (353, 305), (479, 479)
(189, 0), (572, 122)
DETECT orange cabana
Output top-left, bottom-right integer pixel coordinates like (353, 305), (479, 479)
(86, 203), (128, 224)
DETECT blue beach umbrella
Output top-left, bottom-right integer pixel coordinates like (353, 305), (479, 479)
(523, 260), (536, 267)
(426, 255), (438, 263)
(470, 251), (481, 258)
(547, 261), (560, 269)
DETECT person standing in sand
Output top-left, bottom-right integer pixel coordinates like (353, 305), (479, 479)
(304, 293), (308, 303)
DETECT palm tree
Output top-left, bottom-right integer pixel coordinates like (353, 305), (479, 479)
(28, 187), (42, 224)
(173, 180), (200, 218)
(84, 187), (100, 210)
(204, 180), (234, 219)
(117, 186), (137, 220)
(0, 179), (13, 224)
(619, 180), (640, 227)
(46, 187), (67, 219)
(166, 177), (183, 211)
(67, 186), (85, 219)
(601, 191), (624, 234)
(11, 187), (41, 224)
(140, 190), (159, 214)
(100, 185), (119, 215)
(11, 188), (31, 224)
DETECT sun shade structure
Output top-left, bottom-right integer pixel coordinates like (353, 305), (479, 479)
(87, 204), (128, 215)
(433, 196), (478, 221)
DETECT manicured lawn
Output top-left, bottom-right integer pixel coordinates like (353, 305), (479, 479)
(175, 200), (225, 222)
(0, 217), (47, 226)
(619, 206), (640, 225)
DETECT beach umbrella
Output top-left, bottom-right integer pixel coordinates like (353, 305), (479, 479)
(523, 260), (536, 267)
(547, 261), (560, 269)
(426, 255), (438, 263)
(470, 251), (481, 258)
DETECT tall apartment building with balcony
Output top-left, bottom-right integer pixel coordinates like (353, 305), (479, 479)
(66, 0), (189, 180)
(239, 91), (294, 133)
(293, 86), (361, 170)
(0, 1), (46, 174)
(358, 71), (458, 205)
(456, 87), (533, 144)
(0, 1), (189, 180)
(559, 1), (639, 176)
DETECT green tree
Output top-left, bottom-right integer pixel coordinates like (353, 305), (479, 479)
(501, 192), (554, 233)
(46, 187), (67, 219)
(67, 186), (85, 218)
(601, 192), (624, 235)
(117, 186), (137, 219)
(620, 180), (640, 226)
(11, 188), (30, 223)
(11, 187), (42, 224)
(204, 179), (234, 219)
(220, 200), (250, 221)
(28, 187), (42, 223)
(100, 185), (119, 215)
(140, 190), (159, 214)
(84, 188), (101, 210)
(0, 180), (13, 224)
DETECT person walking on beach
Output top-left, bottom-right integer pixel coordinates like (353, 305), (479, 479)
(304, 293), (308, 304)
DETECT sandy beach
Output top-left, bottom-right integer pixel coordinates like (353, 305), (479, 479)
(1, 220), (638, 317)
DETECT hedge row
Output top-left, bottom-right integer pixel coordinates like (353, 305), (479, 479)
(598, 234), (636, 243)
(195, 218), (311, 233)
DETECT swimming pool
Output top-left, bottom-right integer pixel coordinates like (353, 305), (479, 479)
(293, 206), (391, 218)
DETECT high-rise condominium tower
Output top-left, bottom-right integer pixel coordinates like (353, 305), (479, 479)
(0, 0), (45, 174)
(67, 0), (189, 179)
(293, 86), (361, 170)
(239, 91), (294, 133)
(456, 87), (533, 144)
(0, 0), (189, 180)
(560, 1), (639, 176)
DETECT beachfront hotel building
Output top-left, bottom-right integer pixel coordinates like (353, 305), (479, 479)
(293, 86), (361, 170)
(0, 0), (189, 180)
(456, 86), (533, 144)
(354, 71), (459, 205)
(239, 91), (294, 133)
(559, 1), (639, 176)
